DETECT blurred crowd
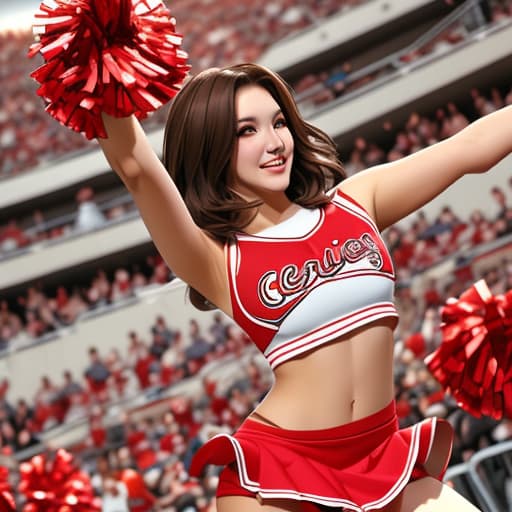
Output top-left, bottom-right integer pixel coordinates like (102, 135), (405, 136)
(0, 0), (368, 179)
(0, 163), (511, 509)
(292, 0), (512, 112)
(2, 81), (512, 259)
(0, 310), (262, 510)
(385, 180), (512, 281)
(1, 176), (510, 351)
(0, 186), (136, 258)
(2, 250), (512, 510)
(0, 311), (251, 444)
(343, 86), (512, 178)
(2, 0), (510, 179)
(2, 82), (512, 350)
(1, 0), (512, 509)
(0, 253), (174, 351)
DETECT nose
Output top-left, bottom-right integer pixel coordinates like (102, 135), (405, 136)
(266, 128), (285, 154)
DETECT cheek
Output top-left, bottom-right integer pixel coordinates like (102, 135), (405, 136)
(237, 140), (262, 169)
(283, 130), (294, 152)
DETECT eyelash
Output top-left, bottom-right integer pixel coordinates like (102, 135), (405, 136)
(237, 118), (287, 137)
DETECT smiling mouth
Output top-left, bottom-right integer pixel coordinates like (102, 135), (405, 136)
(261, 157), (286, 168)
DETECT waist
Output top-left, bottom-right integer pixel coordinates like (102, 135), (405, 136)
(244, 399), (398, 441)
(255, 322), (396, 429)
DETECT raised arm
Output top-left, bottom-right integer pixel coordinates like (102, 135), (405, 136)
(27, 1), (229, 304)
(341, 105), (512, 231)
(98, 114), (228, 310)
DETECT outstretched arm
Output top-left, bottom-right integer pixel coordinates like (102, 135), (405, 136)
(341, 105), (512, 231)
(98, 114), (228, 310)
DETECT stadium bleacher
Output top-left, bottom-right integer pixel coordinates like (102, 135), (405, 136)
(1, 0), (512, 510)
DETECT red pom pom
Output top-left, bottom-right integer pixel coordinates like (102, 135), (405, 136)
(18, 449), (101, 511)
(0, 466), (16, 512)
(28, 0), (190, 139)
(425, 280), (512, 420)
(404, 332), (426, 358)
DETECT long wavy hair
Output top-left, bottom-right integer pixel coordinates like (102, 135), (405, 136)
(162, 63), (345, 309)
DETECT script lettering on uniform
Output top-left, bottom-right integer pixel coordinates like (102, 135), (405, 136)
(258, 233), (383, 308)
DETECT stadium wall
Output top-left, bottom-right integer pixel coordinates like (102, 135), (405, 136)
(257, 0), (439, 73)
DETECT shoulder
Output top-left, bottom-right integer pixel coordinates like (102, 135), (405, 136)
(329, 176), (376, 222)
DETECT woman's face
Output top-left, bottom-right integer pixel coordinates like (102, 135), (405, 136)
(229, 84), (294, 199)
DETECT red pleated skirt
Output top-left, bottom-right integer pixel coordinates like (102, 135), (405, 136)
(190, 401), (453, 510)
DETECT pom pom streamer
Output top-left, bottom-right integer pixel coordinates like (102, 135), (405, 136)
(28, 0), (190, 139)
(18, 449), (101, 511)
(0, 466), (16, 512)
(425, 280), (512, 420)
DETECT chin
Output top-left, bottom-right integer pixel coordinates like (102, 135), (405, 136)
(266, 177), (291, 193)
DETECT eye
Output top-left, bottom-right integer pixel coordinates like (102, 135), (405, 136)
(236, 125), (255, 137)
(274, 117), (287, 128)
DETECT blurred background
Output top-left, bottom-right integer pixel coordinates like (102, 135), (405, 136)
(0, 0), (512, 510)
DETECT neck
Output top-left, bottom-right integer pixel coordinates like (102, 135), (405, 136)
(245, 199), (301, 234)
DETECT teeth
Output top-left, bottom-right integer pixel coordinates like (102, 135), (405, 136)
(262, 158), (284, 168)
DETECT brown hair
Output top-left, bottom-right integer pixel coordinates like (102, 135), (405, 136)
(162, 63), (345, 309)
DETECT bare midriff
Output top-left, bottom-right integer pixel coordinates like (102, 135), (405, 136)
(251, 317), (397, 430)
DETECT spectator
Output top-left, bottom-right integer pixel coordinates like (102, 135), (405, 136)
(185, 320), (212, 374)
(117, 467), (157, 512)
(134, 344), (159, 389)
(110, 269), (133, 302)
(149, 329), (169, 361)
(74, 187), (106, 233)
(152, 315), (175, 346)
(156, 460), (204, 511)
(160, 333), (187, 387)
(130, 264), (148, 291)
(105, 348), (129, 399)
(0, 301), (22, 340)
(92, 453), (131, 512)
(102, 476), (130, 512)
(471, 87), (498, 116)
(30, 209), (47, 243)
(124, 420), (158, 471)
(33, 375), (59, 431)
(443, 102), (469, 136)
(0, 220), (29, 253)
(148, 256), (173, 285)
(0, 420), (17, 452)
(56, 370), (84, 420)
(84, 347), (111, 401)
(15, 427), (39, 452)
(126, 330), (144, 368)
(395, 285), (419, 341)
(490, 185), (508, 221)
(57, 287), (88, 324)
(11, 399), (33, 434)
(86, 270), (112, 309)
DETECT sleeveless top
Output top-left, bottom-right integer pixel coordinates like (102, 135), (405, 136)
(226, 188), (398, 369)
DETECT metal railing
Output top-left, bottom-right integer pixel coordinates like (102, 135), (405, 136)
(443, 441), (512, 511)
(295, 0), (509, 110)
(0, 191), (136, 262)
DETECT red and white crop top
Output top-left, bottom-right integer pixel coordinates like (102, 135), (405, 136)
(226, 188), (399, 369)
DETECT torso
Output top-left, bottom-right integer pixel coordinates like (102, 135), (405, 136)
(206, 185), (398, 430)
(255, 317), (397, 429)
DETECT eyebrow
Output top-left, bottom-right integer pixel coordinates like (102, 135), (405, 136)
(237, 108), (283, 124)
